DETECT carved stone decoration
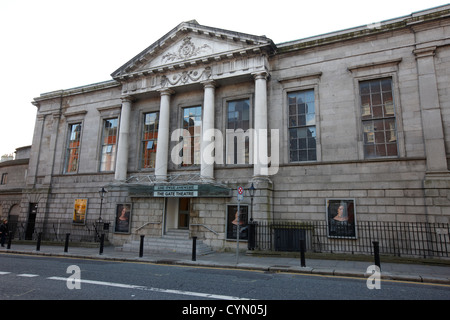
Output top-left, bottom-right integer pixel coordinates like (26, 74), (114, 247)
(160, 67), (211, 87)
(162, 37), (211, 63)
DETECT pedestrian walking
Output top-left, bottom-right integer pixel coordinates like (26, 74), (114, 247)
(0, 219), (9, 247)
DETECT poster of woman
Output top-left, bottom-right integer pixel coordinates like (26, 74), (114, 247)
(115, 204), (131, 233)
(226, 205), (248, 240)
(73, 199), (88, 225)
(326, 199), (357, 238)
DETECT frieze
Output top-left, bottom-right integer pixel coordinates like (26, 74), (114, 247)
(161, 67), (211, 87)
(162, 37), (212, 63)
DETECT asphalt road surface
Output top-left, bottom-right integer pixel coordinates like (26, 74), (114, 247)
(0, 253), (448, 314)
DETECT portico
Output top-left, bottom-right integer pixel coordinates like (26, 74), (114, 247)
(112, 20), (276, 184)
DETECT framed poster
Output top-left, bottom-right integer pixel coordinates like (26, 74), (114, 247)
(326, 199), (357, 239)
(73, 199), (88, 225)
(226, 205), (248, 240)
(115, 203), (132, 234)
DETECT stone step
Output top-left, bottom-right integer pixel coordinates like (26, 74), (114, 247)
(120, 235), (214, 255)
(163, 229), (190, 240)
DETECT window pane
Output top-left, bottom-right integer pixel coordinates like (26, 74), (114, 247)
(65, 123), (82, 173)
(142, 112), (159, 168)
(288, 90), (316, 162)
(227, 99), (250, 165)
(100, 118), (118, 172)
(360, 78), (398, 159)
(182, 106), (202, 166)
(386, 143), (398, 156)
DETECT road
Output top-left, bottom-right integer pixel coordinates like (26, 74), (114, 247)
(0, 253), (449, 310)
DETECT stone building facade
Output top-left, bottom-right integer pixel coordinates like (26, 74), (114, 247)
(0, 146), (31, 232)
(19, 5), (450, 251)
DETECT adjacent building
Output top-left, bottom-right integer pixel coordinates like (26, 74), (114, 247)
(6, 5), (450, 252)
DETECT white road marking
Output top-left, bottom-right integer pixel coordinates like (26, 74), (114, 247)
(0, 271), (11, 275)
(17, 274), (39, 277)
(47, 276), (252, 300)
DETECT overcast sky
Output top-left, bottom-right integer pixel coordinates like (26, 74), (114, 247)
(0, 0), (448, 157)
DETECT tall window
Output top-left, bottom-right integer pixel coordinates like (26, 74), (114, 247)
(1, 173), (7, 185)
(100, 118), (118, 172)
(142, 112), (159, 168)
(288, 90), (317, 162)
(360, 78), (398, 158)
(227, 99), (250, 164)
(64, 123), (82, 173)
(182, 106), (202, 166)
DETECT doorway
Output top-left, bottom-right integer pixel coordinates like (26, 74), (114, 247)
(26, 203), (38, 240)
(164, 198), (191, 232)
(178, 198), (190, 229)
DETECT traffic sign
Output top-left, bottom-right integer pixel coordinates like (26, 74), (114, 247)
(237, 186), (244, 201)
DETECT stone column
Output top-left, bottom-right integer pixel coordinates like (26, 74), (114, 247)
(253, 71), (269, 177)
(201, 80), (216, 180)
(155, 89), (174, 181)
(115, 96), (132, 181)
(414, 47), (448, 173)
(27, 113), (45, 186)
(43, 112), (62, 185)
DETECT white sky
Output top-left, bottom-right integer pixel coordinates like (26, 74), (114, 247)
(0, 0), (448, 157)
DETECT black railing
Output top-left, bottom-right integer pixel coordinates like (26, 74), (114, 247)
(10, 219), (111, 243)
(254, 221), (450, 258)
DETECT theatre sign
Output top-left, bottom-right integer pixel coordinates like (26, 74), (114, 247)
(154, 185), (199, 197)
(127, 183), (232, 198)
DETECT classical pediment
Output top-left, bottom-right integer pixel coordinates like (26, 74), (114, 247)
(111, 20), (275, 80)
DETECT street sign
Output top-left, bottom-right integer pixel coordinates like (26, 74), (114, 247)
(237, 186), (244, 201)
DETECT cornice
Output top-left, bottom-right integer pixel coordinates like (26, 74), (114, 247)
(276, 5), (450, 54)
(33, 80), (120, 103)
(111, 20), (276, 80)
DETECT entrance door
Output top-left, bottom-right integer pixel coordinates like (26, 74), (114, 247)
(25, 203), (38, 240)
(178, 198), (190, 229)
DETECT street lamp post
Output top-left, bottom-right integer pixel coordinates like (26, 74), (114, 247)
(97, 187), (108, 245)
(98, 187), (108, 224)
(248, 183), (256, 250)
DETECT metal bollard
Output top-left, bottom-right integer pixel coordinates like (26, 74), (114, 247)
(64, 233), (70, 253)
(99, 234), (105, 255)
(300, 239), (306, 268)
(248, 222), (256, 250)
(139, 235), (145, 258)
(7, 231), (12, 249)
(192, 237), (197, 261)
(36, 232), (42, 251)
(373, 241), (381, 270)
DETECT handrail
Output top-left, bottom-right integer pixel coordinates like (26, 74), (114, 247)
(135, 221), (161, 233)
(190, 224), (218, 235)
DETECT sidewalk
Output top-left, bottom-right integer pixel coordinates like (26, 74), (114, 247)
(1, 243), (449, 285)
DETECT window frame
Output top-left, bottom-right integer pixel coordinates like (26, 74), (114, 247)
(1, 173), (7, 185)
(64, 122), (83, 174)
(180, 105), (202, 167)
(140, 111), (160, 170)
(99, 117), (119, 172)
(358, 77), (399, 159)
(349, 59), (405, 160)
(225, 98), (251, 166)
(287, 89), (318, 163)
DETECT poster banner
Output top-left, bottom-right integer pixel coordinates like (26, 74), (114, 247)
(326, 199), (357, 238)
(226, 205), (248, 240)
(73, 199), (88, 225)
(115, 203), (132, 234)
